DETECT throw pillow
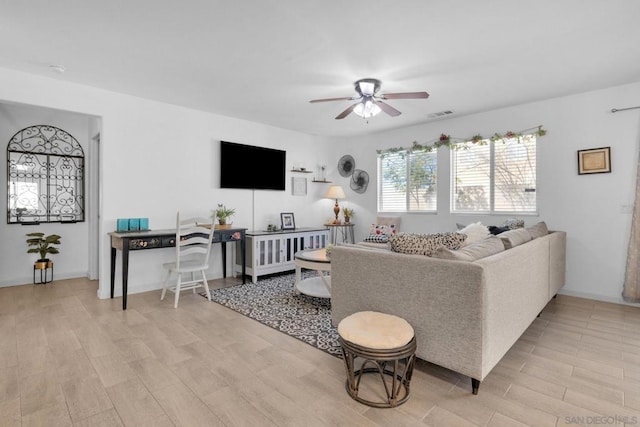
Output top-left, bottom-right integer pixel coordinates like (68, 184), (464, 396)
(389, 232), (467, 256)
(488, 225), (510, 235)
(499, 228), (532, 249)
(502, 218), (525, 230)
(526, 221), (549, 239)
(457, 222), (490, 247)
(433, 235), (505, 261)
(369, 223), (397, 237)
(363, 234), (389, 243)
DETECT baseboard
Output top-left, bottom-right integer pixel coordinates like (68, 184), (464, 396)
(557, 289), (640, 307)
(0, 271), (88, 288)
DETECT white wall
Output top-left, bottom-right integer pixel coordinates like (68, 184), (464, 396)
(2, 66), (638, 305)
(0, 67), (335, 299)
(0, 102), (92, 286)
(330, 82), (640, 304)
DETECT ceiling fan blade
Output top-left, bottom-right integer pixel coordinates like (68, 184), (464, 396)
(335, 103), (358, 119)
(377, 101), (402, 117)
(309, 96), (356, 103)
(379, 91), (429, 100)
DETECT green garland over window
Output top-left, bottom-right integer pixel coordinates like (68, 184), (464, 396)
(377, 125), (547, 156)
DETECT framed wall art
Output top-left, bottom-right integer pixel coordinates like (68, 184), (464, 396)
(280, 212), (296, 230)
(577, 147), (611, 175)
(292, 177), (307, 196)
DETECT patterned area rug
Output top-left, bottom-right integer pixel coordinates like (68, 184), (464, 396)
(202, 272), (341, 357)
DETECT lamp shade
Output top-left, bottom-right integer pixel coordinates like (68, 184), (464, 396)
(353, 99), (382, 118)
(325, 185), (346, 200)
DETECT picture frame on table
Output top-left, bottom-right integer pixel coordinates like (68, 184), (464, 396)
(577, 146), (611, 175)
(280, 212), (296, 230)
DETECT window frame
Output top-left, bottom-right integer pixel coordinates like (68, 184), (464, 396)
(450, 136), (537, 215)
(377, 149), (437, 213)
(7, 125), (85, 224)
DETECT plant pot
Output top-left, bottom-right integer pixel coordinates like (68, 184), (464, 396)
(34, 259), (53, 269)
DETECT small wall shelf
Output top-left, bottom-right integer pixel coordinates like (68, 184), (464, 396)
(290, 169), (313, 173)
(312, 180), (332, 183)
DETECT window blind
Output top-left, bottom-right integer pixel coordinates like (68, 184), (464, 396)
(378, 150), (437, 212)
(452, 138), (536, 213)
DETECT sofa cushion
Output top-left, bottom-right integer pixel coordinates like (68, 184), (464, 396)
(526, 221), (549, 239)
(457, 222), (490, 247)
(499, 228), (532, 249)
(389, 232), (467, 256)
(363, 234), (389, 243)
(370, 223), (397, 237)
(433, 235), (505, 261)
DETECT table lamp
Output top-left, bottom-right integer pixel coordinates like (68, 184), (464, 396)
(325, 185), (346, 224)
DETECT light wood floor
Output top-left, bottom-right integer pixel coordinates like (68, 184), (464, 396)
(1, 277), (640, 426)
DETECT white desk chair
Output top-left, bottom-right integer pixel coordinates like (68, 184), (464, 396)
(161, 212), (214, 308)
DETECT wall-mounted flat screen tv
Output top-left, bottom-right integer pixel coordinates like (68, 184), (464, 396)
(220, 140), (286, 190)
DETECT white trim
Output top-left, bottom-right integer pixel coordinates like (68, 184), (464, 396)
(0, 271), (88, 288)
(557, 289), (640, 307)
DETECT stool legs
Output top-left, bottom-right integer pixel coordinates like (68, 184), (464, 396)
(339, 337), (416, 408)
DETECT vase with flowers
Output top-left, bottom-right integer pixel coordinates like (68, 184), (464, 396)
(342, 207), (354, 224)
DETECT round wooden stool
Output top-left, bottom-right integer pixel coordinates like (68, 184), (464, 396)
(337, 311), (416, 408)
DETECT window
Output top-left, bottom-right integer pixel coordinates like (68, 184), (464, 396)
(452, 137), (536, 213)
(378, 150), (437, 212)
(7, 125), (85, 223)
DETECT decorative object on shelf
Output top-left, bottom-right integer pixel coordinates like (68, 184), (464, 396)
(577, 146), (611, 175)
(267, 224), (279, 232)
(342, 207), (354, 224)
(350, 169), (370, 194)
(292, 177), (307, 196)
(280, 212), (296, 230)
(116, 217), (150, 232)
(213, 204), (236, 228)
(338, 155), (355, 177)
(116, 218), (129, 232)
(325, 185), (346, 224)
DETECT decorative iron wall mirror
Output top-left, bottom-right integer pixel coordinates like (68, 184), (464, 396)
(7, 125), (85, 224)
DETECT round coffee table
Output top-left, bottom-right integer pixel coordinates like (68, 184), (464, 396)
(294, 248), (331, 298)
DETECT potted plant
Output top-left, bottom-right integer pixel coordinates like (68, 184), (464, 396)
(26, 232), (61, 261)
(342, 207), (354, 223)
(213, 204), (236, 227)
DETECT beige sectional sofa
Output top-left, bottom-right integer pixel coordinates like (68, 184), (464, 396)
(330, 229), (566, 394)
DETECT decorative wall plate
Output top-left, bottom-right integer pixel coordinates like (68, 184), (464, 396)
(350, 169), (369, 193)
(338, 154), (355, 177)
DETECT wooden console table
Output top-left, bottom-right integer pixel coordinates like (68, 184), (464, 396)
(110, 227), (246, 310)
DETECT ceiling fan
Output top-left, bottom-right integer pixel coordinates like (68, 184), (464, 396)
(309, 78), (429, 120)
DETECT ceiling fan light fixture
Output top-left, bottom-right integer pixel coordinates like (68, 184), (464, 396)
(309, 77), (427, 120)
(353, 99), (381, 118)
(357, 80), (376, 96)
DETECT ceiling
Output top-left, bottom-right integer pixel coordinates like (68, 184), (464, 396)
(1, 1), (639, 137)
